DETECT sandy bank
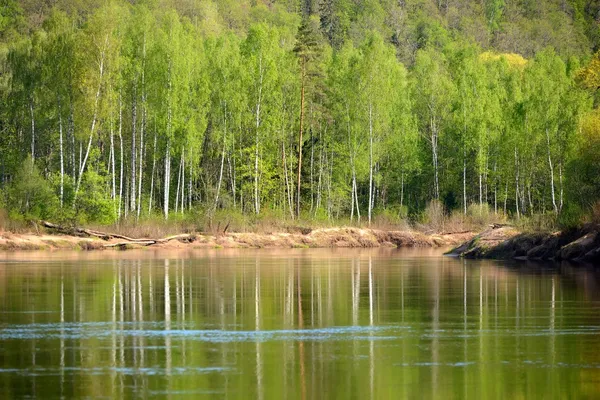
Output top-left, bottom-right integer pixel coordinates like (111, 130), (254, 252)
(0, 227), (474, 251)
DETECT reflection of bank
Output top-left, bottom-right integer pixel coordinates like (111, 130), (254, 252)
(164, 259), (171, 378)
(255, 259), (263, 400)
(369, 256), (375, 400)
(4, 250), (600, 398)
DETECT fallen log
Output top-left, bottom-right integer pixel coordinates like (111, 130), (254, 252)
(40, 221), (196, 247)
(489, 223), (513, 229)
(104, 240), (157, 248)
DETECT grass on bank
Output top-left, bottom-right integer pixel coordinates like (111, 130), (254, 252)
(2, 199), (597, 239)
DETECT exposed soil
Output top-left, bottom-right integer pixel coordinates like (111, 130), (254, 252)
(447, 224), (600, 263)
(0, 227), (474, 252)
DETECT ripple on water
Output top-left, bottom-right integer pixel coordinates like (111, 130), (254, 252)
(0, 366), (232, 377)
(0, 324), (410, 342)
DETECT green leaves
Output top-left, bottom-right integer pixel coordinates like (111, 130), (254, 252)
(0, 0), (596, 224)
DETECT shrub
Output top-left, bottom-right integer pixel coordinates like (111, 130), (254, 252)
(372, 206), (410, 230)
(74, 170), (116, 225)
(557, 203), (584, 229)
(466, 203), (492, 227)
(421, 200), (445, 232)
(7, 157), (59, 220)
(591, 200), (600, 225)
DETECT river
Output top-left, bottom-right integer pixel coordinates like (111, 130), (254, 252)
(0, 249), (599, 398)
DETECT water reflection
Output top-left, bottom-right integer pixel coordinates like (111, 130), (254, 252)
(0, 249), (599, 399)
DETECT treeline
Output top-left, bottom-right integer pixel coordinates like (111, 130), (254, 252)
(1, 0), (600, 226)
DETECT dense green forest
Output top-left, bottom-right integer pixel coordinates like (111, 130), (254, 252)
(1, 0), (600, 228)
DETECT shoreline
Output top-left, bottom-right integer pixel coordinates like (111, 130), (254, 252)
(0, 227), (475, 252)
(6, 223), (598, 264)
(447, 224), (600, 263)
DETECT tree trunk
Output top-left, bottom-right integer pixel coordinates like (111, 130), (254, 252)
(283, 142), (294, 219)
(296, 61), (305, 220)
(504, 180), (508, 215)
(353, 170), (360, 222)
(368, 102), (374, 225)
(463, 150), (467, 214)
(350, 172), (355, 222)
(175, 151), (182, 214)
(214, 108), (227, 213)
(310, 124), (314, 213)
(493, 161), (497, 214)
(137, 35), (147, 218)
(254, 57), (264, 216)
(546, 128), (558, 213)
(30, 100), (35, 164)
(130, 83), (137, 213)
(559, 163), (564, 212)
(118, 96), (124, 220)
(74, 35), (108, 204)
(400, 172), (404, 209)
(118, 95), (124, 220)
(180, 148), (185, 214)
(164, 141), (171, 220)
(69, 99), (75, 180)
(148, 130), (157, 214)
(228, 151), (236, 209)
(431, 116), (440, 200)
(137, 93), (146, 219)
(479, 173), (483, 206)
(188, 152), (192, 210)
(109, 107), (116, 213)
(515, 148), (520, 219)
(58, 97), (64, 208)
(315, 129), (323, 213)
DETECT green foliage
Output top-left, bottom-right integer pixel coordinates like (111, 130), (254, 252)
(0, 0), (598, 231)
(74, 170), (116, 225)
(7, 157), (58, 220)
(557, 203), (584, 229)
(466, 203), (492, 226)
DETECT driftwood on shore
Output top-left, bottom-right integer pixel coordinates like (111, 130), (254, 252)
(39, 221), (195, 248)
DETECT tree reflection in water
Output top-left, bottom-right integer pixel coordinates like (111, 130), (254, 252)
(0, 249), (599, 399)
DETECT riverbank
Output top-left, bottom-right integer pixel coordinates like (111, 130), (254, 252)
(0, 226), (475, 251)
(447, 224), (600, 263)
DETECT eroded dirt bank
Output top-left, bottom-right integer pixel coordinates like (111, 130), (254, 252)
(0, 227), (475, 251)
(447, 224), (600, 263)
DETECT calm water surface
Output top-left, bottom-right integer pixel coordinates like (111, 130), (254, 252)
(0, 248), (599, 399)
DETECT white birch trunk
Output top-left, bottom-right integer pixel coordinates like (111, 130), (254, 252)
(254, 56), (263, 216)
(137, 35), (147, 218)
(180, 149), (185, 214)
(283, 142), (294, 219)
(463, 150), (467, 215)
(109, 109), (116, 210)
(175, 151), (182, 214)
(164, 141), (171, 220)
(130, 84), (137, 213)
(58, 98), (64, 208)
(368, 102), (373, 225)
(137, 97), (145, 218)
(353, 170), (361, 222)
(559, 163), (564, 212)
(30, 100), (35, 164)
(546, 128), (558, 213)
(515, 148), (520, 219)
(479, 173), (483, 206)
(118, 95), (124, 220)
(148, 130), (157, 214)
(214, 137), (226, 213)
(74, 35), (108, 204)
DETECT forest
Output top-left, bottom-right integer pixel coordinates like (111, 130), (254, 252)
(1, 0), (600, 229)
